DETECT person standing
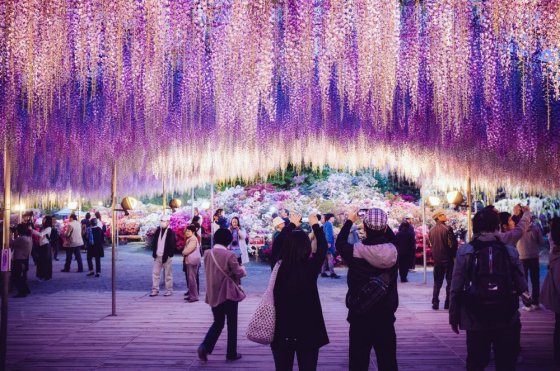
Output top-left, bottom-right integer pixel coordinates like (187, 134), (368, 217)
(229, 217), (249, 265)
(81, 212), (92, 250)
(198, 228), (246, 362)
(428, 210), (458, 310)
(150, 216), (176, 297)
(517, 218), (545, 311)
(541, 217), (560, 362)
(396, 216), (416, 283)
(87, 218), (104, 277)
(11, 224), (33, 297)
(336, 209), (399, 371)
(449, 207), (530, 371)
(280, 209), (290, 225)
(271, 213), (329, 371)
(320, 213), (340, 279)
(183, 225), (201, 302)
(62, 214), (84, 273)
(30, 215), (53, 280)
(270, 217), (287, 269)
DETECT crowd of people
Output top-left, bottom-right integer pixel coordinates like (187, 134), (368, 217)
(5, 200), (560, 371)
(8, 211), (106, 297)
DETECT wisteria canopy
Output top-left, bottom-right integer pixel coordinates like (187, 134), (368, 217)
(0, 0), (559, 199)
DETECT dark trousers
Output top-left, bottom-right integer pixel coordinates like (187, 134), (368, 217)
(397, 254), (410, 281)
(555, 313), (560, 361)
(466, 326), (517, 371)
(433, 261), (454, 304)
(87, 250), (101, 273)
(201, 300), (238, 358)
(12, 259), (30, 296)
(349, 316), (398, 371)
(36, 244), (52, 280)
(64, 245), (84, 271)
(52, 241), (59, 259)
(521, 258), (540, 304)
(272, 343), (319, 371)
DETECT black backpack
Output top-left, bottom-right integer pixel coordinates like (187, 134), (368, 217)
(462, 238), (519, 323)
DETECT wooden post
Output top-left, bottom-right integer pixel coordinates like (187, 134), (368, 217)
(111, 162), (117, 316)
(191, 187), (195, 218)
(1, 140), (12, 371)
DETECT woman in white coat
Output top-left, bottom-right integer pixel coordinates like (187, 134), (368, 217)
(229, 217), (249, 265)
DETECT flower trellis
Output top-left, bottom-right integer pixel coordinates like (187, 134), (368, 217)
(0, 0), (559, 198)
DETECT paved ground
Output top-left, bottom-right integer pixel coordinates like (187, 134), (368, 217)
(3, 243), (558, 370)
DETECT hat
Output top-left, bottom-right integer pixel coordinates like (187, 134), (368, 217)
(273, 216), (285, 228)
(405, 213), (414, 220)
(432, 210), (446, 221)
(160, 215), (171, 222)
(363, 208), (388, 230)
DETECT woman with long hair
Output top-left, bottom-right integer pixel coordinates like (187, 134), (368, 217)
(541, 217), (560, 362)
(30, 215), (53, 280)
(229, 217), (249, 265)
(271, 213), (329, 371)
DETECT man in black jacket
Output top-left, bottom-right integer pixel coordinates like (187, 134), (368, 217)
(150, 216), (177, 297)
(336, 209), (399, 371)
(428, 210), (458, 310)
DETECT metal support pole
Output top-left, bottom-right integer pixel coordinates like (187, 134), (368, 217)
(111, 163), (117, 316)
(1, 140), (12, 371)
(421, 194), (427, 284)
(467, 174), (473, 242)
(162, 178), (166, 215)
(210, 183), (215, 248)
(191, 187), (195, 218)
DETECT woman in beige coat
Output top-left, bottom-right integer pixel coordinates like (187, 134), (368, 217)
(183, 225), (201, 302)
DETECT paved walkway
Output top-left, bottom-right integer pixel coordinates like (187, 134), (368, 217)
(4, 244), (558, 370)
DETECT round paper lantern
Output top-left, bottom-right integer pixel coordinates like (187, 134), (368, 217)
(169, 198), (182, 211)
(121, 197), (138, 212)
(446, 191), (464, 205)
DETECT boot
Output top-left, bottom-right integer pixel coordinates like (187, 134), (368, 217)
(432, 299), (439, 310)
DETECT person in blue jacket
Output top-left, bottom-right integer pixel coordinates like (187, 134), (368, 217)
(321, 213), (340, 278)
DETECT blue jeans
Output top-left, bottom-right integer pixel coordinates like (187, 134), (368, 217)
(64, 245), (84, 271)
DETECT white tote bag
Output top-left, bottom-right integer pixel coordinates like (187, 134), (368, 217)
(246, 261), (281, 344)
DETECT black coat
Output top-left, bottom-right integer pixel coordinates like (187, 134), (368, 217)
(89, 227), (105, 258)
(395, 223), (416, 257)
(151, 227), (176, 263)
(336, 220), (399, 323)
(272, 223), (330, 350)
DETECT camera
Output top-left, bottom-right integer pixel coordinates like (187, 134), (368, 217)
(357, 209), (368, 217)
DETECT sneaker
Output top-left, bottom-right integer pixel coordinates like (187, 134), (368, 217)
(87, 272), (95, 276)
(149, 291), (159, 297)
(330, 273), (341, 279)
(95, 273), (100, 277)
(432, 302), (439, 310)
(163, 290), (173, 297)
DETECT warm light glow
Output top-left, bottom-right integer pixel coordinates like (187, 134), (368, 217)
(67, 201), (78, 210)
(428, 196), (441, 207)
(446, 191), (464, 205)
(200, 201), (211, 210)
(97, 201), (103, 206)
(14, 204), (26, 212)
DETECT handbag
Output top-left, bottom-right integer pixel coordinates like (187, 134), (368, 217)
(210, 250), (246, 299)
(246, 261), (281, 344)
(346, 271), (390, 315)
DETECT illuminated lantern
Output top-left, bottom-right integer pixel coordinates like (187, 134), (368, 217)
(446, 191), (464, 205)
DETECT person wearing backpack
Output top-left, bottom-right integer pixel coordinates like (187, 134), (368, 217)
(540, 217), (560, 363)
(336, 208), (398, 371)
(449, 206), (530, 371)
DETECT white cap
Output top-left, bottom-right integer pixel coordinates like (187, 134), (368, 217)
(273, 217), (285, 228)
(405, 214), (414, 219)
(160, 215), (171, 222)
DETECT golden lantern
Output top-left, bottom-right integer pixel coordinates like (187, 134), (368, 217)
(120, 197), (138, 215)
(446, 191), (464, 205)
(169, 198), (182, 212)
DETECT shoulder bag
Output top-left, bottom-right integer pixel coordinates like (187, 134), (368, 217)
(246, 261), (281, 344)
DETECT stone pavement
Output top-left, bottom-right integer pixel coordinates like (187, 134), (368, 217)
(3, 244), (558, 370)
